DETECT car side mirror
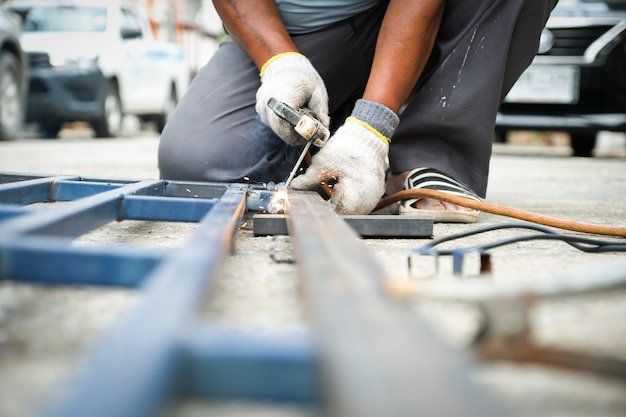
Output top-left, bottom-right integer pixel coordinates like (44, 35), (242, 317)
(121, 27), (142, 40)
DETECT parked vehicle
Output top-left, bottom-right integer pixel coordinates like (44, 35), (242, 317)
(496, 0), (626, 156)
(0, 8), (28, 141)
(4, 0), (189, 138)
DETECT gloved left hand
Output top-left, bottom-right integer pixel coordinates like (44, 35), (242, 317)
(290, 99), (399, 215)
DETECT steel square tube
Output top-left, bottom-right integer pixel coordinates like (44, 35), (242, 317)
(52, 180), (123, 201)
(48, 184), (247, 417)
(0, 206), (32, 221)
(0, 180), (165, 238)
(0, 236), (162, 286)
(285, 191), (503, 417)
(0, 175), (78, 205)
(180, 328), (319, 403)
(164, 181), (228, 199)
(120, 195), (218, 222)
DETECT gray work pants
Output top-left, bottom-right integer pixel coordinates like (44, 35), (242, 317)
(158, 0), (557, 197)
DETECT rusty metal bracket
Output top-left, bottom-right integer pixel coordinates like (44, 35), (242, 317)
(392, 260), (626, 378)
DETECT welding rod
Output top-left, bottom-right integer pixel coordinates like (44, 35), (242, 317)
(285, 141), (312, 188)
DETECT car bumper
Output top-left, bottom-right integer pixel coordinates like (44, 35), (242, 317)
(26, 66), (107, 123)
(495, 113), (626, 132)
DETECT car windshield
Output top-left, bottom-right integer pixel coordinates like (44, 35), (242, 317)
(22, 6), (107, 32)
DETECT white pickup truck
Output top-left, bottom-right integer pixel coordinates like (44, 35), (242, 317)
(5, 0), (189, 138)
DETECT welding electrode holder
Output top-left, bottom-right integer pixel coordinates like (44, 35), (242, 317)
(267, 98), (330, 147)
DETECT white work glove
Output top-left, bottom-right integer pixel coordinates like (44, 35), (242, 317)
(256, 52), (330, 146)
(291, 99), (399, 215)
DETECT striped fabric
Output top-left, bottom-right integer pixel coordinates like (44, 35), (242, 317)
(403, 167), (481, 201)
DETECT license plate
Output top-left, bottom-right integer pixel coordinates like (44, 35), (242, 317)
(505, 64), (580, 104)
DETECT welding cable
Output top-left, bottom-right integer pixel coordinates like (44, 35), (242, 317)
(412, 223), (626, 257)
(375, 189), (626, 237)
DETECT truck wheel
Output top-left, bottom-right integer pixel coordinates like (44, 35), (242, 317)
(155, 86), (177, 133)
(570, 132), (597, 157)
(93, 81), (122, 138)
(0, 52), (25, 141)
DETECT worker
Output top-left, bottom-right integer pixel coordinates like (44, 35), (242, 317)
(158, 0), (558, 222)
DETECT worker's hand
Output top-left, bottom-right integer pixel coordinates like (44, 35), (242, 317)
(291, 100), (399, 215)
(256, 52), (330, 146)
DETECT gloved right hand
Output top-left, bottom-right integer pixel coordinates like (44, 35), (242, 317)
(290, 99), (399, 215)
(256, 52), (330, 146)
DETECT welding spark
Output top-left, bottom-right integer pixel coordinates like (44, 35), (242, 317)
(267, 186), (287, 214)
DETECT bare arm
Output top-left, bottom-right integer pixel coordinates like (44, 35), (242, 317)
(212, 0), (297, 69)
(213, 0), (445, 112)
(363, 0), (446, 113)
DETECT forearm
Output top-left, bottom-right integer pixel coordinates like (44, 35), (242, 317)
(212, 0), (297, 69)
(362, 0), (446, 113)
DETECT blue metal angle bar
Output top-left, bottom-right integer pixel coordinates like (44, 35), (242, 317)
(0, 236), (162, 287)
(0, 179), (165, 239)
(48, 184), (247, 417)
(0, 175), (79, 205)
(52, 180), (123, 201)
(120, 195), (218, 222)
(180, 327), (319, 403)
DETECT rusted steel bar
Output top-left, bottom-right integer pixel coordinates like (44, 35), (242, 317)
(390, 260), (626, 378)
(285, 190), (504, 417)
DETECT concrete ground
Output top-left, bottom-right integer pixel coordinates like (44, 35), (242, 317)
(0, 125), (625, 417)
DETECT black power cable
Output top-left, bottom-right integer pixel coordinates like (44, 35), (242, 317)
(408, 223), (626, 277)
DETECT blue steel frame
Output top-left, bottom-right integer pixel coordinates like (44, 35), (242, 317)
(0, 174), (318, 417)
(0, 173), (502, 417)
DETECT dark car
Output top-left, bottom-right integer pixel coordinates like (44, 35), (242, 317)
(496, 0), (626, 156)
(0, 8), (28, 141)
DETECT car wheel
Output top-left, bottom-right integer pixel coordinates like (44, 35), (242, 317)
(493, 129), (508, 143)
(40, 121), (63, 138)
(0, 52), (25, 141)
(93, 81), (123, 138)
(570, 132), (597, 157)
(154, 85), (177, 133)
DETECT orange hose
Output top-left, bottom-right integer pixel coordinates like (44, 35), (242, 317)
(375, 189), (626, 238)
